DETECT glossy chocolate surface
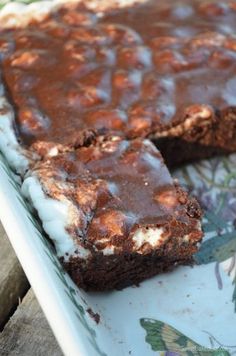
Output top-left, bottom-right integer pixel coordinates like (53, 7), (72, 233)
(32, 136), (202, 252)
(1, 0), (236, 146)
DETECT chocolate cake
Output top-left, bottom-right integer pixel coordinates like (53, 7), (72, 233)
(0, 0), (235, 290)
(22, 136), (202, 290)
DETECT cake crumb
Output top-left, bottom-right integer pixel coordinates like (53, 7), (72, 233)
(86, 308), (100, 324)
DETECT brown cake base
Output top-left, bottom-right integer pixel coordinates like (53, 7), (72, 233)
(155, 138), (230, 168)
(63, 242), (197, 291)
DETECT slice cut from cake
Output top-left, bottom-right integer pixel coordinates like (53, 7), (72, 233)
(22, 136), (202, 290)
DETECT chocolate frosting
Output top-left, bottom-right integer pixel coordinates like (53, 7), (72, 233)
(32, 136), (202, 253)
(1, 0), (236, 147)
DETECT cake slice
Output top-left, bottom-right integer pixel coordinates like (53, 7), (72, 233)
(22, 136), (202, 290)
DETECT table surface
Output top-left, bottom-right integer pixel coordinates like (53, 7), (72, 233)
(0, 222), (63, 356)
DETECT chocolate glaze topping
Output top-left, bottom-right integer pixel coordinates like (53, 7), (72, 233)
(1, 0), (236, 147)
(33, 136), (202, 253)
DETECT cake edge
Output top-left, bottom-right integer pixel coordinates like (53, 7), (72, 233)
(0, 0), (146, 29)
(0, 83), (30, 174)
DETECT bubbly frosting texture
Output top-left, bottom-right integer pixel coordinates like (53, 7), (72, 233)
(29, 136), (202, 257)
(1, 0), (236, 149)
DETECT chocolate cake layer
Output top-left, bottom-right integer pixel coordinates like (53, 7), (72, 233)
(1, 0), (236, 159)
(22, 136), (203, 290)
